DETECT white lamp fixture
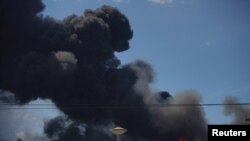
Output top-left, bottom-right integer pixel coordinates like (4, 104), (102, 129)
(111, 126), (127, 141)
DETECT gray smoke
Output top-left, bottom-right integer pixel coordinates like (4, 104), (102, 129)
(16, 131), (49, 141)
(223, 96), (250, 124)
(53, 51), (78, 73)
(152, 91), (207, 141)
(130, 61), (207, 141)
(44, 115), (115, 141)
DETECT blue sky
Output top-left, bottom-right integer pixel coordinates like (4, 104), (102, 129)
(41, 0), (250, 124)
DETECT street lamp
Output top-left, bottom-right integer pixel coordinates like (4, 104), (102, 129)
(111, 126), (127, 141)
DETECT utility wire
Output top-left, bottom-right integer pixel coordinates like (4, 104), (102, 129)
(1, 103), (250, 106)
(0, 103), (250, 110)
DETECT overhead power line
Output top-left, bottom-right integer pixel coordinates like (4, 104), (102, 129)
(0, 103), (250, 110)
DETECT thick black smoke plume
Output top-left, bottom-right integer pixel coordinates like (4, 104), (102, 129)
(0, 1), (207, 141)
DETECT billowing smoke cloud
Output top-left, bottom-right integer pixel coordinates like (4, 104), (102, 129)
(44, 116), (86, 141)
(44, 115), (115, 141)
(16, 131), (49, 141)
(152, 91), (207, 141)
(223, 96), (250, 125)
(0, 0), (208, 141)
(129, 61), (207, 141)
